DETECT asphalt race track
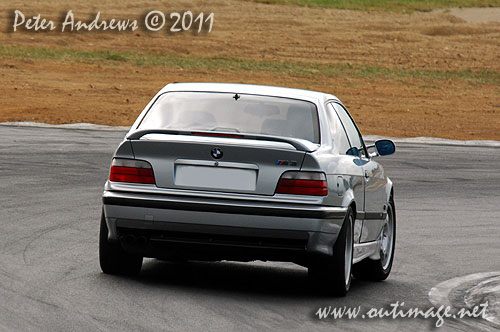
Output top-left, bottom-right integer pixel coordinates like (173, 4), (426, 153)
(1, 125), (499, 332)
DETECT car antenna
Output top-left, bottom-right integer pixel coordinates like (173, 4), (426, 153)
(233, 93), (240, 101)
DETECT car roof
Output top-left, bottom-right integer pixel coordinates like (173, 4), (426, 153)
(159, 82), (340, 104)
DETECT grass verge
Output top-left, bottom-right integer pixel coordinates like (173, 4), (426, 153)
(250, 0), (500, 12)
(1, 45), (498, 84)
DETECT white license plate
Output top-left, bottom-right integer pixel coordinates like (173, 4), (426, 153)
(175, 165), (256, 191)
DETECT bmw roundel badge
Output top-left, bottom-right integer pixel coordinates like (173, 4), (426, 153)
(211, 147), (223, 159)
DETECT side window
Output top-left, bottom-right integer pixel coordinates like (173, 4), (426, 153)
(331, 103), (366, 157)
(325, 103), (351, 154)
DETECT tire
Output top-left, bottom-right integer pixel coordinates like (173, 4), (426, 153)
(353, 197), (396, 281)
(308, 206), (354, 297)
(99, 211), (143, 276)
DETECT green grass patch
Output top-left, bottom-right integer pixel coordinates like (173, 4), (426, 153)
(251, 0), (500, 12)
(0, 46), (130, 63)
(1, 45), (498, 84)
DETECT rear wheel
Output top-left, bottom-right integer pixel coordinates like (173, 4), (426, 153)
(353, 198), (395, 281)
(308, 206), (354, 296)
(99, 211), (143, 276)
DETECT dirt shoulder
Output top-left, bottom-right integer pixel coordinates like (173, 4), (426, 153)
(0, 1), (499, 140)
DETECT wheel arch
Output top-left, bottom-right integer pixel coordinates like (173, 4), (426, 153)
(386, 177), (394, 203)
(348, 200), (357, 219)
(340, 190), (360, 243)
(341, 188), (356, 213)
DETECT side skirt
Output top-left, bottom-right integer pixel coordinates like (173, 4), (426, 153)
(353, 240), (381, 264)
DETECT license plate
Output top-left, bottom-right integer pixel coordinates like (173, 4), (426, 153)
(175, 165), (257, 191)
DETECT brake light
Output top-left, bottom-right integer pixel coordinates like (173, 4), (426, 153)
(192, 132), (244, 138)
(275, 171), (327, 196)
(109, 159), (155, 184)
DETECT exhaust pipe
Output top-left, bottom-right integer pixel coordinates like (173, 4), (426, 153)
(136, 236), (148, 246)
(124, 234), (136, 245)
(120, 235), (148, 247)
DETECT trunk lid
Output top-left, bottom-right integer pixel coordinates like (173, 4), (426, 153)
(129, 134), (307, 195)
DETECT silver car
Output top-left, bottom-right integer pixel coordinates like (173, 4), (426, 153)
(99, 83), (396, 296)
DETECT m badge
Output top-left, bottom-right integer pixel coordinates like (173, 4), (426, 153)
(276, 160), (297, 166)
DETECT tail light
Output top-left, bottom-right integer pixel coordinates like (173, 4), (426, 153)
(275, 171), (327, 196)
(109, 158), (155, 184)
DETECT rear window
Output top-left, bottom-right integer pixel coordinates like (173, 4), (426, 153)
(138, 92), (320, 143)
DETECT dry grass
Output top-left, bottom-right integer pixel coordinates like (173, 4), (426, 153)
(250, 0), (500, 12)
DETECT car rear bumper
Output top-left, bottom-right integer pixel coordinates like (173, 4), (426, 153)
(102, 190), (347, 262)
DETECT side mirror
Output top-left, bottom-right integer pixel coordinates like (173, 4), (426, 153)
(346, 146), (360, 157)
(374, 139), (395, 156)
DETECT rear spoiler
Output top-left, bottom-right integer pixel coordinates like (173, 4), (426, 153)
(126, 129), (319, 152)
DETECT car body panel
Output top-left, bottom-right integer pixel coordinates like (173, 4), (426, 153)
(129, 137), (307, 195)
(361, 158), (390, 242)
